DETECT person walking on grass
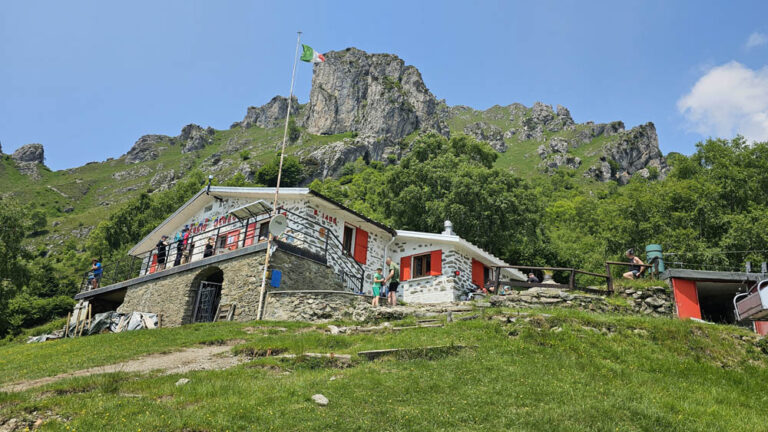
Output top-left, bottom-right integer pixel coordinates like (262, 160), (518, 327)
(372, 267), (385, 307)
(384, 257), (400, 307)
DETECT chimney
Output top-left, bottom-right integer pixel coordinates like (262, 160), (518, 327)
(442, 220), (454, 236)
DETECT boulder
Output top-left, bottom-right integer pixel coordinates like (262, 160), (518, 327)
(237, 96), (299, 129)
(11, 143), (44, 164)
(124, 135), (168, 163)
(179, 124), (214, 154)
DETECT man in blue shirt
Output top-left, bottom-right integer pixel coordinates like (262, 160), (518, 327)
(89, 258), (103, 289)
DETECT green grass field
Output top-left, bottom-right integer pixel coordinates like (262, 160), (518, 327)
(1, 308), (766, 431)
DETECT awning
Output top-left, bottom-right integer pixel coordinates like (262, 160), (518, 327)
(229, 200), (273, 222)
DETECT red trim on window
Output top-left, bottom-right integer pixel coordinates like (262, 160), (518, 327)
(226, 229), (240, 251)
(401, 256), (411, 281)
(149, 254), (158, 274)
(430, 250), (442, 276)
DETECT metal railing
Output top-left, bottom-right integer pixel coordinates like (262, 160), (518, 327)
(80, 207), (365, 294)
(277, 207), (364, 293)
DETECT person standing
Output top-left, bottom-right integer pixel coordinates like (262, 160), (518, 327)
(173, 230), (185, 266)
(90, 258), (102, 290)
(526, 273), (540, 283)
(384, 257), (400, 306)
(203, 237), (215, 258)
(372, 268), (385, 307)
(156, 235), (169, 270)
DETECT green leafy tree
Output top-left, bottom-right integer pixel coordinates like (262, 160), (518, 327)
(255, 154), (305, 187)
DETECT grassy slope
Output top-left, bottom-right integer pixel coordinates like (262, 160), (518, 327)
(1, 308), (766, 431)
(445, 105), (620, 181)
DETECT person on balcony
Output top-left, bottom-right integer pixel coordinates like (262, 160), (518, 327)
(156, 235), (169, 270)
(89, 258), (102, 290)
(173, 230), (185, 266)
(204, 237), (215, 258)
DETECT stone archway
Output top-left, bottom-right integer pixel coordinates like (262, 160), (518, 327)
(189, 266), (224, 323)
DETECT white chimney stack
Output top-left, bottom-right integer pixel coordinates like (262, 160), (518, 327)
(442, 220), (454, 236)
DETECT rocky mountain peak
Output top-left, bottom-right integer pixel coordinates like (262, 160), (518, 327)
(123, 135), (169, 164)
(179, 124), (214, 154)
(303, 47), (447, 140)
(584, 122), (669, 184)
(11, 143), (45, 164)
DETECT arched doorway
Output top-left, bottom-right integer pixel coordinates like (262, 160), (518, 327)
(191, 267), (223, 323)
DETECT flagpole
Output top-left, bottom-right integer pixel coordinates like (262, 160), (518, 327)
(256, 31), (302, 320)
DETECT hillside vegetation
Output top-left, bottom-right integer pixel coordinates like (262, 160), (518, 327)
(1, 308), (767, 431)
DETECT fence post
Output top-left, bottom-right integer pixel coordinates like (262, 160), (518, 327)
(605, 263), (614, 292)
(112, 260), (121, 285)
(494, 267), (501, 293)
(569, 269), (575, 290)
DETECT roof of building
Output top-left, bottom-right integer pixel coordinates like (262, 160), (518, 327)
(661, 268), (765, 283)
(128, 187), (396, 255)
(395, 230), (526, 281)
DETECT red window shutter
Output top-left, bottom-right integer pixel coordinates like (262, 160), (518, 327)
(353, 228), (368, 264)
(149, 254), (158, 274)
(244, 223), (257, 246)
(401, 256), (411, 281)
(430, 250), (442, 276)
(471, 259), (485, 289)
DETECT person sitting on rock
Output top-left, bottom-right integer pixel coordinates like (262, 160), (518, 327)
(623, 249), (645, 279)
(527, 273), (540, 283)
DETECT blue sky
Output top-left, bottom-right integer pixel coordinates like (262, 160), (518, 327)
(2, 0), (768, 170)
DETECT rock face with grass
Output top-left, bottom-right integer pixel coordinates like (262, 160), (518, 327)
(179, 124), (215, 154)
(583, 122), (669, 184)
(237, 96), (299, 129)
(304, 48), (447, 140)
(11, 143), (44, 164)
(124, 135), (168, 164)
(463, 122), (506, 152)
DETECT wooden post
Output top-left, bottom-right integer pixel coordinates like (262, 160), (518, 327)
(605, 262), (614, 293)
(63, 312), (71, 338)
(495, 267), (501, 293)
(569, 269), (575, 290)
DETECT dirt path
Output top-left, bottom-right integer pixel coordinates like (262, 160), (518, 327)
(0, 342), (247, 393)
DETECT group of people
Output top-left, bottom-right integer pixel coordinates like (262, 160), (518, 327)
(371, 257), (400, 307)
(153, 225), (212, 271)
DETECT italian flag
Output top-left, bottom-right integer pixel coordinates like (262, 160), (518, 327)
(300, 44), (325, 63)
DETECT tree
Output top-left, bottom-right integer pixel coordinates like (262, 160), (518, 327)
(255, 154), (305, 187)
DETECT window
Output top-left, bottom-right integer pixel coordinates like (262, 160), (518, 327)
(412, 253), (432, 278)
(342, 225), (355, 255)
(258, 222), (270, 242)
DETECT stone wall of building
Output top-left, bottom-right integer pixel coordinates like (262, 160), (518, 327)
(489, 286), (674, 317)
(116, 249), (344, 326)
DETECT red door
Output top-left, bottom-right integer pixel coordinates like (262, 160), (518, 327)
(471, 259), (485, 291)
(149, 254), (158, 274)
(672, 278), (701, 320)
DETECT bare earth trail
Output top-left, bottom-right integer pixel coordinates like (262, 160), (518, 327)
(0, 341), (247, 393)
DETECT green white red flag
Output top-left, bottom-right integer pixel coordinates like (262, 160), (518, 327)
(300, 44), (325, 63)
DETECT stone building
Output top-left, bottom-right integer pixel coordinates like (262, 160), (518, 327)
(76, 187), (524, 326)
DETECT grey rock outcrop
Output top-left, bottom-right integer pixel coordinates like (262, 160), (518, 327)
(11, 143), (45, 164)
(303, 48), (448, 140)
(237, 96), (299, 129)
(463, 122), (506, 152)
(299, 137), (394, 181)
(536, 137), (581, 172)
(179, 124), (214, 154)
(584, 122), (669, 184)
(124, 135), (168, 164)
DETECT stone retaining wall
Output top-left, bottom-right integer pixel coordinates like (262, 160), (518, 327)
(489, 286), (674, 317)
(263, 291), (372, 322)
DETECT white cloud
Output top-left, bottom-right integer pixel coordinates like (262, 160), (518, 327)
(677, 61), (768, 142)
(746, 32), (768, 49)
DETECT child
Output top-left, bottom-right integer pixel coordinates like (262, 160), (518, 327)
(372, 267), (385, 307)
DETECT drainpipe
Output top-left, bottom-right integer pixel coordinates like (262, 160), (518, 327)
(383, 233), (396, 268)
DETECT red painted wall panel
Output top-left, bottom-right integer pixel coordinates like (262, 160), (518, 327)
(755, 321), (768, 336)
(672, 278), (701, 320)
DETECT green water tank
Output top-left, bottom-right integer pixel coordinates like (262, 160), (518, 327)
(645, 244), (665, 273)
